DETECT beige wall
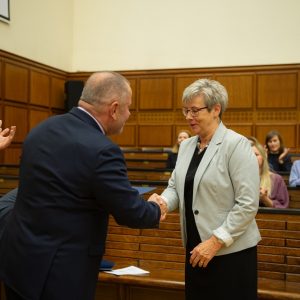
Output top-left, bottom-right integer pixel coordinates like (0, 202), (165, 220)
(0, 0), (74, 71)
(73, 0), (300, 71)
(1, 0), (300, 72)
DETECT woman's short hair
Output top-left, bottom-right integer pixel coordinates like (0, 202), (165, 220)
(182, 78), (228, 119)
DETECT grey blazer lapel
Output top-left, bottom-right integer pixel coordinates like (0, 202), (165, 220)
(177, 136), (199, 209)
(193, 122), (227, 199)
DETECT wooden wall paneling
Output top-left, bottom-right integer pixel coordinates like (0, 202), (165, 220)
(0, 57), (2, 101)
(297, 124), (300, 153)
(257, 72), (298, 108)
(226, 124), (253, 138)
(29, 70), (50, 107)
(139, 77), (173, 110)
(3, 146), (22, 164)
(255, 124), (297, 150)
(127, 78), (137, 110)
(175, 74), (213, 108)
(95, 282), (120, 300)
(4, 105), (28, 142)
(255, 111), (297, 127)
(128, 286), (184, 300)
(222, 111), (253, 125)
(30, 69), (50, 106)
(139, 125), (172, 147)
(4, 61), (29, 103)
(215, 73), (254, 109)
(29, 109), (50, 130)
(50, 76), (66, 110)
(138, 111), (174, 126)
(110, 125), (136, 147)
(1, 51), (300, 152)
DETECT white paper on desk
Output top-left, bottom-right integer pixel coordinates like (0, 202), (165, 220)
(104, 266), (149, 276)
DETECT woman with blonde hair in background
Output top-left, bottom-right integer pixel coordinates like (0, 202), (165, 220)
(248, 136), (289, 208)
(166, 129), (191, 169)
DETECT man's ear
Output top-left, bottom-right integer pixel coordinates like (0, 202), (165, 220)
(109, 101), (119, 120)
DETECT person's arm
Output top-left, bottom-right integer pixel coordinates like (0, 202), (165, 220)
(213, 137), (260, 246)
(280, 153), (293, 172)
(269, 174), (289, 208)
(147, 193), (168, 221)
(0, 120), (16, 151)
(259, 187), (274, 207)
(289, 161), (300, 187)
(278, 147), (290, 162)
(93, 144), (161, 229)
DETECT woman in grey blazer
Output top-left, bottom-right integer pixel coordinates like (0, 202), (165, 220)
(160, 79), (261, 299)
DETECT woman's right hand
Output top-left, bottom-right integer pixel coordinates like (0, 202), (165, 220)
(278, 147), (290, 162)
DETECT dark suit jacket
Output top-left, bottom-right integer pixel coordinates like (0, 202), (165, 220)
(166, 152), (178, 169)
(0, 108), (160, 300)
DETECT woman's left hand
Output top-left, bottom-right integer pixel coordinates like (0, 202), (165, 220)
(189, 235), (223, 268)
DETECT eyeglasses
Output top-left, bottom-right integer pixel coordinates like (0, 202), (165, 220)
(182, 106), (208, 117)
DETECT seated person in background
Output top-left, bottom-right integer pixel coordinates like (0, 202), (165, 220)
(265, 130), (292, 173)
(0, 120), (17, 239)
(166, 129), (191, 169)
(289, 160), (300, 187)
(248, 137), (289, 208)
(0, 188), (17, 239)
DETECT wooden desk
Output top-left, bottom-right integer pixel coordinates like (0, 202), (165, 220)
(97, 269), (300, 300)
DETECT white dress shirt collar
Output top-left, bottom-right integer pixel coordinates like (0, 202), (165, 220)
(77, 106), (105, 135)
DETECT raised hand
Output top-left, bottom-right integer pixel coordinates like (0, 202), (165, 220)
(279, 147), (290, 162)
(0, 120), (16, 151)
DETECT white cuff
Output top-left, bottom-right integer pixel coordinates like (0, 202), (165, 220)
(212, 227), (233, 247)
(161, 195), (168, 202)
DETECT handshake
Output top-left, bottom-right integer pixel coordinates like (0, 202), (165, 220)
(148, 193), (168, 221)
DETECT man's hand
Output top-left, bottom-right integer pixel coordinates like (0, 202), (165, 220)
(148, 193), (168, 221)
(189, 235), (223, 268)
(0, 120), (16, 151)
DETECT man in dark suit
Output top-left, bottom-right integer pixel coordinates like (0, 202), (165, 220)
(0, 72), (166, 300)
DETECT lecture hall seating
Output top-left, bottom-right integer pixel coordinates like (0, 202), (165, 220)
(96, 209), (300, 300)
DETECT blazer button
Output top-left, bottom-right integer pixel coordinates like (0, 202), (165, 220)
(194, 210), (199, 215)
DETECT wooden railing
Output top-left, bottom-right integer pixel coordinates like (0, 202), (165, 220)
(0, 163), (300, 299)
(97, 208), (300, 300)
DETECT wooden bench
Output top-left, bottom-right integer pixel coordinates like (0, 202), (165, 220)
(289, 187), (300, 209)
(96, 208), (300, 300)
(0, 176), (19, 196)
(0, 165), (19, 177)
(131, 177), (300, 211)
(123, 149), (169, 169)
(291, 154), (300, 163)
(125, 158), (168, 169)
(128, 168), (171, 181)
(96, 271), (300, 300)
